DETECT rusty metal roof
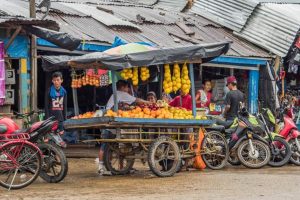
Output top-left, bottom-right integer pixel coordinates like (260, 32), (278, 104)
(1, 0), (270, 58)
(0, 16), (59, 30)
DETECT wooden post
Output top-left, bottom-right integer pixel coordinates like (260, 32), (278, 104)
(30, 0), (38, 111)
(72, 88), (79, 116)
(189, 63), (196, 117)
(111, 70), (118, 112)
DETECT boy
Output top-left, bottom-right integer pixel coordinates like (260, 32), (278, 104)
(45, 72), (67, 132)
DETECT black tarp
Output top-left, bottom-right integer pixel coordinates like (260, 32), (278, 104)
(41, 41), (231, 71)
(23, 26), (81, 51)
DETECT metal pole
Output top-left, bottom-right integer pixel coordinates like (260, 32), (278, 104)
(189, 63), (196, 117)
(111, 70), (118, 112)
(30, 0), (38, 111)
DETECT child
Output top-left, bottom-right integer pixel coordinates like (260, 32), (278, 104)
(45, 72), (67, 132)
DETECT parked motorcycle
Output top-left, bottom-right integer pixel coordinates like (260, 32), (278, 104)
(263, 104), (300, 165)
(0, 112), (68, 183)
(210, 104), (271, 169)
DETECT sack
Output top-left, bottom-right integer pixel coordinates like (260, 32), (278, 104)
(189, 128), (206, 170)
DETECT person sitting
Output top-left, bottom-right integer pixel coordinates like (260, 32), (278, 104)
(146, 91), (157, 103)
(169, 90), (192, 110)
(195, 80), (212, 108)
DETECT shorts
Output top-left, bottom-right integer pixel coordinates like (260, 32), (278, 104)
(100, 129), (115, 151)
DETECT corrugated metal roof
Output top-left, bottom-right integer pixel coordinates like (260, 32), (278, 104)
(236, 3), (300, 57)
(0, 0), (30, 17)
(97, 5), (181, 24)
(58, 3), (141, 30)
(190, 0), (259, 32)
(0, 16), (59, 30)
(153, 0), (188, 12)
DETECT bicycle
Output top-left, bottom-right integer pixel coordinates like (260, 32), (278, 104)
(0, 131), (42, 190)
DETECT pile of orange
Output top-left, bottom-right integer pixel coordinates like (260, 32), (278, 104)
(71, 111), (95, 119)
(105, 106), (194, 119)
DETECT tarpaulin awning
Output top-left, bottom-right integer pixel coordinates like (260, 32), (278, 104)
(42, 41), (231, 71)
(23, 26), (81, 51)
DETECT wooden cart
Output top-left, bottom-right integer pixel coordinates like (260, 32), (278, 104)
(46, 42), (232, 177)
(64, 116), (229, 177)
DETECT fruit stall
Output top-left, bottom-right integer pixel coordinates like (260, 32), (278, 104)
(42, 41), (231, 177)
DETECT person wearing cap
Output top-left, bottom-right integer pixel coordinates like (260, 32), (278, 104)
(223, 76), (244, 121)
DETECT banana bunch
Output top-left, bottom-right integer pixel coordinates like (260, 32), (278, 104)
(172, 63), (181, 93)
(120, 68), (133, 80)
(132, 67), (139, 86)
(163, 64), (173, 94)
(181, 63), (191, 95)
(140, 66), (150, 81)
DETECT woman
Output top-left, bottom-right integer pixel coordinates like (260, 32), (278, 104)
(196, 80), (212, 108)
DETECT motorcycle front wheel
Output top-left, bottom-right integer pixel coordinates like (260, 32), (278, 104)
(289, 137), (300, 166)
(237, 139), (270, 169)
(268, 137), (291, 167)
(38, 143), (68, 183)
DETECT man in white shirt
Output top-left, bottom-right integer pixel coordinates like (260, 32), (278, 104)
(98, 80), (150, 175)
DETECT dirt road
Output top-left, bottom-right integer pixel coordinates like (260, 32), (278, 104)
(1, 158), (300, 200)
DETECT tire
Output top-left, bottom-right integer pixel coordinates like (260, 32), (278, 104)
(237, 139), (271, 169)
(289, 137), (300, 166)
(228, 150), (241, 166)
(148, 136), (181, 177)
(103, 143), (135, 175)
(0, 142), (42, 190)
(38, 143), (68, 183)
(268, 137), (292, 167)
(201, 131), (229, 170)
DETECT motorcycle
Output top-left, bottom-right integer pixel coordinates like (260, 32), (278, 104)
(263, 104), (300, 165)
(210, 104), (271, 169)
(0, 111), (68, 183)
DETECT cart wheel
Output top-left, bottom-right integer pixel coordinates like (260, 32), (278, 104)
(201, 131), (229, 170)
(148, 136), (181, 177)
(103, 143), (135, 175)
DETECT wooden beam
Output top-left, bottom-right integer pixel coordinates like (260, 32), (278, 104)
(175, 21), (195, 36)
(4, 26), (22, 51)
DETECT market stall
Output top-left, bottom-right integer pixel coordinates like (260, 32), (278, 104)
(42, 41), (231, 177)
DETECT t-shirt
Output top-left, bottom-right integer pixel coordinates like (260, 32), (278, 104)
(224, 89), (244, 120)
(45, 88), (67, 122)
(169, 94), (192, 110)
(106, 91), (136, 109)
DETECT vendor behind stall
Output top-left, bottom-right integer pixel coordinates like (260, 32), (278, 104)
(195, 80), (213, 108)
(169, 90), (192, 110)
(106, 80), (150, 109)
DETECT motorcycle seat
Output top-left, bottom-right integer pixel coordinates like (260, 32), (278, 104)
(12, 128), (30, 134)
(206, 125), (225, 133)
(225, 128), (235, 135)
(0, 125), (7, 134)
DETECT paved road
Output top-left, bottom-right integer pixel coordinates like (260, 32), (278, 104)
(1, 158), (300, 200)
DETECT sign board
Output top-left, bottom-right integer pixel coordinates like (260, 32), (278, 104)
(4, 89), (14, 105)
(5, 69), (15, 85)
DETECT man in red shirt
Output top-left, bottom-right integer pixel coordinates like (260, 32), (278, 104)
(169, 91), (192, 110)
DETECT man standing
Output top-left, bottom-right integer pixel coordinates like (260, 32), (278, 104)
(223, 76), (244, 121)
(45, 72), (67, 132)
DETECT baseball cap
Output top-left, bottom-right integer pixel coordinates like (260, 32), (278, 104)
(226, 76), (237, 86)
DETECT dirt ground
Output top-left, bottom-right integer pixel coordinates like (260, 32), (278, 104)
(1, 158), (300, 200)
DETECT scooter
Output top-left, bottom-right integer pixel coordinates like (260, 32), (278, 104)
(0, 112), (68, 183)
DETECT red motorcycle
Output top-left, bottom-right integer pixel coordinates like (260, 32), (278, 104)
(0, 111), (68, 183)
(264, 103), (300, 165)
